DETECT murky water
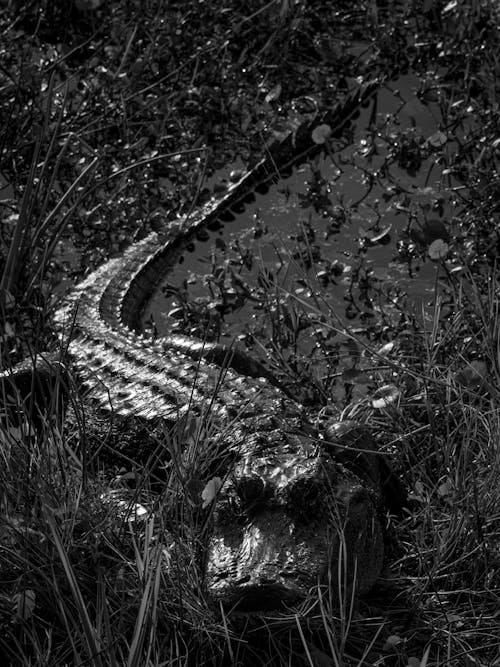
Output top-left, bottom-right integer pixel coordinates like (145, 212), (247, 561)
(143, 73), (460, 365)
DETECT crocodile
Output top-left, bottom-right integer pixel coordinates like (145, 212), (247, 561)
(204, 419), (395, 612)
(0, 79), (405, 612)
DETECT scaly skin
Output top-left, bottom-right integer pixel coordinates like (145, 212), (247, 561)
(205, 417), (385, 613)
(1, 80), (404, 611)
(52, 79), (380, 420)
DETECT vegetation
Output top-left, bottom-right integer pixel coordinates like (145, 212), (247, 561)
(1, 0), (500, 664)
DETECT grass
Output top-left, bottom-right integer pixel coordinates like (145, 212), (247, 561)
(1, 0), (500, 664)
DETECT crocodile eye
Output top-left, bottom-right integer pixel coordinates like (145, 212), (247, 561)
(235, 475), (265, 505)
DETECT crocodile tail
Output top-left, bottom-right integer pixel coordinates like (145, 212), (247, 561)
(110, 79), (381, 360)
(15, 78), (382, 422)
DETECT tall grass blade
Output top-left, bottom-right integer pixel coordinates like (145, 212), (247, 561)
(46, 511), (105, 667)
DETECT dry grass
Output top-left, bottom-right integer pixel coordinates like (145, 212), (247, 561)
(1, 0), (500, 664)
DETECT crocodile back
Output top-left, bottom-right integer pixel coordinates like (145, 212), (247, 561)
(54, 80), (381, 419)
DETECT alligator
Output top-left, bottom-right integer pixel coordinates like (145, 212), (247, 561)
(0, 78), (405, 612)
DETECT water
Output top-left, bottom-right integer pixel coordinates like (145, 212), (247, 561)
(143, 72), (460, 370)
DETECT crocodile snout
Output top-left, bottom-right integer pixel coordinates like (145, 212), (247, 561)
(205, 473), (383, 612)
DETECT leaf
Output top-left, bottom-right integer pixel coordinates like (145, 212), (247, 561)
(100, 491), (150, 522)
(4, 290), (15, 309)
(371, 384), (401, 408)
(454, 360), (487, 389)
(408, 481), (426, 503)
(0, 425), (24, 448)
(359, 224), (392, 246)
(406, 659), (422, 667)
(125, 502), (149, 521)
(413, 186), (440, 204)
(4, 321), (15, 338)
(428, 239), (449, 260)
(265, 84), (282, 103)
(368, 225), (392, 244)
(383, 634), (404, 651)
(426, 130), (447, 147)
(0, 171), (13, 200)
(202, 477), (222, 508)
(377, 341), (395, 357)
(342, 368), (369, 384)
(437, 477), (452, 500)
(14, 589), (36, 620)
(311, 124), (332, 144)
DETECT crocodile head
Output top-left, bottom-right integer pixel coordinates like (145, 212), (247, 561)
(204, 421), (385, 613)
